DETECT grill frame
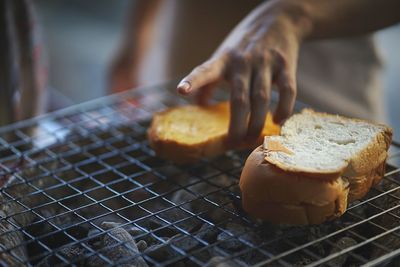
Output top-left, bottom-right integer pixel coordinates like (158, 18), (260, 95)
(0, 82), (399, 267)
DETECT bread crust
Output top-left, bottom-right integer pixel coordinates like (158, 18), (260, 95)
(345, 130), (392, 176)
(148, 103), (280, 163)
(347, 157), (386, 202)
(240, 146), (349, 224)
(300, 109), (393, 176)
(148, 124), (225, 164)
(240, 144), (390, 224)
(264, 109), (393, 176)
(242, 199), (346, 225)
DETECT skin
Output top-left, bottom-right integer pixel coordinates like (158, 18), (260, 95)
(177, 0), (400, 145)
(109, 0), (163, 93)
(110, 0), (400, 146)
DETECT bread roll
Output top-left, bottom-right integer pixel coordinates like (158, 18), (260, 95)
(239, 109), (392, 224)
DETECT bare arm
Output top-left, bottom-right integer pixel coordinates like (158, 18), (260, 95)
(307, 0), (400, 39)
(177, 0), (400, 145)
(109, 0), (163, 93)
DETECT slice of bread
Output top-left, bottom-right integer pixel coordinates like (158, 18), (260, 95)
(240, 109), (392, 224)
(148, 102), (280, 163)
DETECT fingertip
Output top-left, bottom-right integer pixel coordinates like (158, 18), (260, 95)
(177, 81), (191, 94)
(273, 112), (287, 125)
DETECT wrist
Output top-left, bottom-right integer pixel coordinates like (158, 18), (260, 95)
(277, 0), (314, 41)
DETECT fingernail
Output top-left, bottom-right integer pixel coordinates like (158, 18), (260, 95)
(178, 81), (191, 93)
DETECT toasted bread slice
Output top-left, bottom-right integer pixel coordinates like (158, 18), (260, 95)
(264, 109), (392, 175)
(148, 102), (280, 163)
(240, 109), (392, 224)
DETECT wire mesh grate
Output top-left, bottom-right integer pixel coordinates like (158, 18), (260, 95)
(0, 82), (399, 266)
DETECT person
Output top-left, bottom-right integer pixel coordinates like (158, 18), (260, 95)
(110, 0), (400, 146)
(0, 0), (47, 126)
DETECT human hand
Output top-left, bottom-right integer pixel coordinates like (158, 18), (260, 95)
(177, 0), (311, 145)
(108, 51), (139, 94)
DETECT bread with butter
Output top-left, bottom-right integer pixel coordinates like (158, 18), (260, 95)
(148, 102), (280, 163)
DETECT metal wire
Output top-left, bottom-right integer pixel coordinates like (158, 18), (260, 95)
(0, 82), (399, 267)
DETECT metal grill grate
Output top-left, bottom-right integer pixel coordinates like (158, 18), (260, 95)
(0, 82), (399, 266)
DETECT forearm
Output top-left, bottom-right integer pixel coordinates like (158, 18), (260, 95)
(118, 0), (163, 61)
(298, 0), (400, 39)
(109, 0), (163, 92)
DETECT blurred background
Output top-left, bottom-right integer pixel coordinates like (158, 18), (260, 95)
(2, 0), (400, 141)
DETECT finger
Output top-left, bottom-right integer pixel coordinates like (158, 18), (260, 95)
(227, 64), (251, 145)
(177, 58), (225, 95)
(273, 69), (296, 124)
(196, 82), (217, 106)
(247, 64), (271, 139)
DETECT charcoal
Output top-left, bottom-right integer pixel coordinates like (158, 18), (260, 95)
(217, 233), (242, 251)
(217, 223), (258, 252)
(142, 217), (183, 236)
(87, 229), (103, 248)
(144, 243), (180, 262)
(36, 244), (85, 267)
(92, 214), (125, 226)
(144, 233), (199, 261)
(170, 234), (199, 251)
(30, 212), (88, 249)
(66, 224), (89, 240)
(86, 253), (108, 267)
(371, 180), (400, 262)
(136, 240), (148, 251)
(293, 256), (313, 267)
(60, 245), (82, 257)
(0, 216), (28, 266)
(171, 175), (236, 223)
(204, 256), (241, 267)
(101, 221), (158, 245)
(195, 223), (220, 243)
(189, 248), (214, 265)
(100, 222), (148, 267)
(348, 200), (367, 218)
(328, 237), (357, 266)
(88, 228), (101, 238)
(372, 234), (400, 262)
(0, 165), (60, 266)
(127, 225), (145, 236)
(306, 226), (328, 256)
(39, 209), (73, 227)
(158, 208), (201, 233)
(126, 226), (158, 247)
(140, 233), (161, 247)
(100, 221), (127, 230)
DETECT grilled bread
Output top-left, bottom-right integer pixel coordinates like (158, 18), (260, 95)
(148, 102), (280, 163)
(240, 109), (392, 224)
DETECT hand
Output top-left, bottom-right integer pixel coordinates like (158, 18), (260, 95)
(177, 0), (311, 145)
(108, 51), (139, 94)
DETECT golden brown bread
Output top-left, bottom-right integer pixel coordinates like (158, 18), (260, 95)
(262, 109), (392, 175)
(240, 146), (349, 224)
(148, 102), (280, 163)
(240, 146), (390, 224)
(239, 109), (393, 224)
(347, 160), (386, 202)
